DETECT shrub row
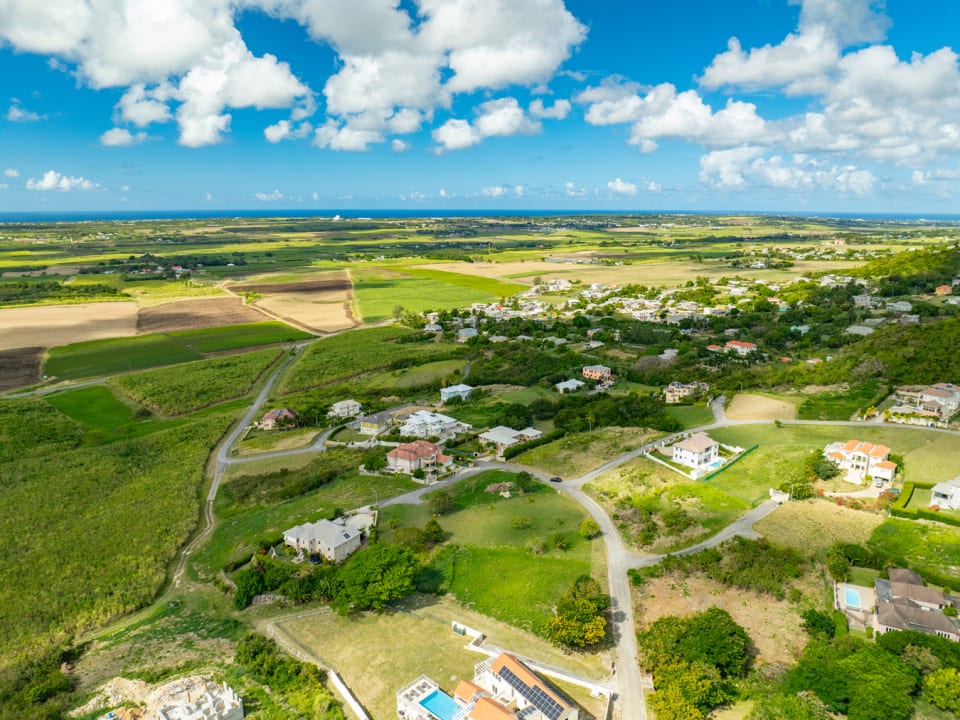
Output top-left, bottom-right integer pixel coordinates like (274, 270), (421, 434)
(889, 482), (960, 528)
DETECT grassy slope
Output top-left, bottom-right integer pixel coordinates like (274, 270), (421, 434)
(354, 275), (493, 322)
(44, 335), (202, 380)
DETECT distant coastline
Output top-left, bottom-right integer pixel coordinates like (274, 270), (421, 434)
(2, 209), (960, 223)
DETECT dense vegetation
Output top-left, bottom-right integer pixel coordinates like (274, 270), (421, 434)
(0, 413), (232, 663)
(0, 279), (122, 307)
(112, 349), (280, 415)
(544, 575), (609, 648)
(234, 633), (345, 719)
(279, 326), (463, 393)
(0, 398), (83, 463)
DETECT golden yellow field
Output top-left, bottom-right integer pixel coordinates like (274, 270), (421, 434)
(0, 302), (139, 351)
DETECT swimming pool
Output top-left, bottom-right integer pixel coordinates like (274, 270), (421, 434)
(844, 587), (861, 608)
(419, 689), (463, 720)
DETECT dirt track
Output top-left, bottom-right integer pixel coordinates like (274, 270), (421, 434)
(136, 297), (267, 334)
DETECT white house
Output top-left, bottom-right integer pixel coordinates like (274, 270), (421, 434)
(328, 399), (362, 418)
(932, 477), (960, 510)
(399, 410), (468, 438)
(440, 384), (474, 403)
(157, 680), (244, 720)
(473, 653), (579, 720)
(672, 432), (719, 469)
(283, 519), (362, 563)
(478, 426), (544, 454)
(555, 378), (585, 394)
(457, 328), (479, 343)
(724, 340), (757, 356)
(823, 439), (897, 485)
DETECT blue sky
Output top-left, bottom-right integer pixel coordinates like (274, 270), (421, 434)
(2, 0), (960, 213)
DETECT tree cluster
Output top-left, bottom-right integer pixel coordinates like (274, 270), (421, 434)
(544, 575), (609, 648)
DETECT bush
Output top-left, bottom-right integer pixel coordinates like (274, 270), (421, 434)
(578, 519), (601, 539)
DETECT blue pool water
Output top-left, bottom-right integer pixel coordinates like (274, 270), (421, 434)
(419, 690), (462, 720)
(844, 587), (861, 608)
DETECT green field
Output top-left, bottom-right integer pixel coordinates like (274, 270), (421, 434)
(170, 322), (313, 353)
(708, 423), (960, 500)
(665, 404), (715, 429)
(402, 267), (527, 297)
(112, 349), (281, 415)
(354, 274), (494, 322)
(44, 334), (202, 380)
(797, 381), (886, 421)
(361, 358), (467, 391)
(279, 325), (462, 393)
(46, 385), (134, 432)
(513, 427), (660, 477)
(0, 397), (82, 463)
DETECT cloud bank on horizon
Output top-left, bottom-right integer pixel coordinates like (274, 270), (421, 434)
(2, 0), (960, 210)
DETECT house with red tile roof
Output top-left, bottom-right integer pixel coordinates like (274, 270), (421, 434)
(724, 340), (757, 356)
(823, 439), (897, 485)
(387, 440), (451, 475)
(257, 407), (296, 430)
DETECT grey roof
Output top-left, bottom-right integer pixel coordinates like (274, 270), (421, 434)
(285, 519), (360, 548)
(877, 603), (959, 637)
(890, 581), (947, 606)
(888, 568), (925, 585)
(875, 578), (893, 604)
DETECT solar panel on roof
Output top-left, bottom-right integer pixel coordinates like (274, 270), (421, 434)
(496, 667), (565, 720)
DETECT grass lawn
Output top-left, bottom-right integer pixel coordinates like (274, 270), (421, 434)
(435, 545), (591, 636)
(905, 486), (960, 522)
(664, 404), (714, 429)
(275, 594), (608, 720)
(236, 428), (320, 456)
(192, 472), (418, 578)
(849, 566), (880, 587)
(493, 385), (557, 405)
(354, 275), (493, 322)
(403, 267), (527, 297)
(753, 500), (884, 554)
(514, 427), (660, 477)
(708, 423), (960, 499)
(46, 385), (135, 433)
(868, 518), (960, 584)
(44, 334), (202, 380)
(169, 321), (313, 353)
(329, 426), (367, 443)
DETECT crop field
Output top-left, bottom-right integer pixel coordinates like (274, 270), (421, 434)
(353, 268), (495, 322)
(0, 397), (82, 463)
(513, 427), (661, 477)
(0, 301), (139, 352)
(754, 500), (885, 553)
(44, 334), (203, 380)
(230, 271), (359, 332)
(0, 414), (233, 663)
(169, 321), (313, 353)
(279, 325), (462, 393)
(0, 346), (42, 391)
(361, 358), (467, 390)
(120, 279), (226, 306)
(236, 428), (319, 456)
(136, 297), (266, 334)
(46, 385), (135, 433)
(403, 267), (527, 297)
(869, 518), (960, 584)
(111, 350), (281, 415)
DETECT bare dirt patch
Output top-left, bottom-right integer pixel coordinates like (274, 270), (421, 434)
(638, 574), (809, 665)
(136, 296), (266, 334)
(229, 274), (351, 295)
(0, 346), (43, 391)
(0, 302), (138, 351)
(725, 393), (798, 420)
(754, 499), (884, 552)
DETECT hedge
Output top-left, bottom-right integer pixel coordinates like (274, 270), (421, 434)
(889, 481), (960, 528)
(503, 428), (567, 460)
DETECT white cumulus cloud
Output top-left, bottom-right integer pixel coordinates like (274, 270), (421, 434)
(255, 189), (284, 201)
(481, 185), (507, 197)
(7, 101), (44, 123)
(529, 98), (571, 120)
(26, 170), (100, 191)
(607, 177), (637, 195)
(100, 127), (147, 146)
(4, 168), (19, 178)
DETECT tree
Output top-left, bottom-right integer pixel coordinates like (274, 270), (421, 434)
(545, 574), (609, 648)
(924, 667), (960, 714)
(578, 519), (601, 539)
(801, 609), (836, 639)
(681, 607), (752, 678)
(331, 544), (419, 614)
(422, 518), (444, 544)
(826, 543), (850, 582)
(428, 490), (454, 515)
(813, 459), (840, 480)
(748, 694), (829, 720)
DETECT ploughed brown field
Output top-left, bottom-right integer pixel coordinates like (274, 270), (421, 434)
(136, 297), (267, 334)
(0, 302), (139, 352)
(0, 347), (43, 391)
(229, 276), (352, 296)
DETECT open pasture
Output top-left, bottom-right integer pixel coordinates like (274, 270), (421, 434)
(0, 301), (138, 352)
(136, 296), (266, 334)
(0, 346), (43, 391)
(513, 427), (660, 477)
(754, 499), (885, 552)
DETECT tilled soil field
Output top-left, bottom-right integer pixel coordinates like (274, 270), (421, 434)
(136, 297), (267, 334)
(0, 346), (43, 391)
